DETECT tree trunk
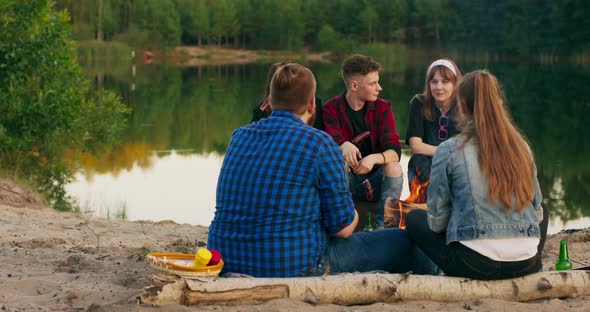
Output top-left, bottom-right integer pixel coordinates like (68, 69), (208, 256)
(141, 270), (590, 306)
(97, 0), (103, 41)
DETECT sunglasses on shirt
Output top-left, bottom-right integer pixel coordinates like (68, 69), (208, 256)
(438, 115), (449, 141)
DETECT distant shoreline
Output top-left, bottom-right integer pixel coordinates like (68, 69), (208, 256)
(77, 41), (334, 66)
(166, 46), (333, 66)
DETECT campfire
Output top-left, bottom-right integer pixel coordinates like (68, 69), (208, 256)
(384, 174), (430, 229)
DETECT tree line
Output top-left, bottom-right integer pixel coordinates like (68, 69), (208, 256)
(54, 0), (589, 56)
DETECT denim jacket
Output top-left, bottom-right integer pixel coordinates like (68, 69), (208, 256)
(427, 135), (543, 244)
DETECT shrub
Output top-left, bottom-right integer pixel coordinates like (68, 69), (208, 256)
(0, 0), (130, 210)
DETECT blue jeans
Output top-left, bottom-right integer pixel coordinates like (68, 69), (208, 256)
(349, 168), (383, 226)
(321, 228), (439, 275)
(349, 167), (402, 228)
(348, 168), (383, 202)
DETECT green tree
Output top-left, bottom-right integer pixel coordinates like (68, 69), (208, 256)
(130, 1), (181, 48)
(0, 0), (129, 210)
(51, 0), (590, 57)
(175, 0), (197, 44)
(254, 0), (282, 49)
(234, 0), (255, 48)
(331, 0), (364, 38)
(316, 24), (341, 52)
(211, 0), (239, 47)
(374, 0), (408, 42)
(411, 0), (449, 45)
(277, 0), (305, 50)
(302, 0), (322, 45)
(194, 0), (211, 46)
(361, 2), (378, 43)
(56, 0), (97, 40)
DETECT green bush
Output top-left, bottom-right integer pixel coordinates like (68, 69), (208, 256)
(316, 25), (341, 52)
(0, 0), (130, 210)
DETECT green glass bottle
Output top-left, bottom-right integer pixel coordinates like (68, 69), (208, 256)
(363, 212), (374, 232)
(555, 240), (573, 271)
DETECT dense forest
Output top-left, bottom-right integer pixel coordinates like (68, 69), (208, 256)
(55, 0), (589, 56)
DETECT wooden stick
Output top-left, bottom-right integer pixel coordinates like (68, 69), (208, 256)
(384, 198), (427, 228)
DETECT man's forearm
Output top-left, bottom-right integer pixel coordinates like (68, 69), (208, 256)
(333, 209), (358, 238)
(382, 149), (399, 163)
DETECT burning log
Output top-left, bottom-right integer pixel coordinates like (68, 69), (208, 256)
(384, 198), (427, 229)
(141, 270), (590, 306)
(383, 172), (430, 229)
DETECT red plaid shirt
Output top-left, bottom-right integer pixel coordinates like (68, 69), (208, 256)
(322, 92), (401, 160)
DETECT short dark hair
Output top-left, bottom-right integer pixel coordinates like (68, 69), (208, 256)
(341, 54), (381, 86)
(270, 63), (316, 115)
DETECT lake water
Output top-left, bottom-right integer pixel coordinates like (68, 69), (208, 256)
(67, 57), (590, 234)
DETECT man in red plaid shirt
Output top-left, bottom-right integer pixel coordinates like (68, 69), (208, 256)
(323, 54), (403, 229)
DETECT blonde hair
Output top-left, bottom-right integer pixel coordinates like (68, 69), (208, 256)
(270, 63), (316, 115)
(457, 70), (535, 212)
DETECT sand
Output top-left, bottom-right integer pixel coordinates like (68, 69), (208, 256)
(1, 177), (589, 311)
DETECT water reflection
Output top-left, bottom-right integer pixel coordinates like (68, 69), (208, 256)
(69, 149), (409, 227)
(68, 152), (222, 226)
(68, 60), (590, 233)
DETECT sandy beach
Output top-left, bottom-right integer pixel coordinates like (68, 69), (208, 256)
(1, 177), (589, 311)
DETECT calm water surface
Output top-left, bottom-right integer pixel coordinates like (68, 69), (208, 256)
(67, 58), (590, 234)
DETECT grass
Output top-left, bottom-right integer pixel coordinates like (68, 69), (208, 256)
(81, 198), (129, 221)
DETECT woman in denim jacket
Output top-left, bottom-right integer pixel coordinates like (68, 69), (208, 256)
(405, 70), (548, 280)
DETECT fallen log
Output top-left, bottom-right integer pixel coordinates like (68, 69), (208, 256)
(141, 270), (590, 306)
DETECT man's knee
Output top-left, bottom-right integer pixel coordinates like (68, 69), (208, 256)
(383, 161), (403, 177)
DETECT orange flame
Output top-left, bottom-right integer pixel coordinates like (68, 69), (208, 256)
(406, 176), (430, 204)
(397, 170), (430, 229)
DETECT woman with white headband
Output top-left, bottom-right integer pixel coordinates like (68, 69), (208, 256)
(405, 70), (547, 280)
(405, 59), (462, 198)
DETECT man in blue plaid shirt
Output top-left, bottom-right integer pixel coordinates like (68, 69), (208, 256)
(208, 63), (435, 277)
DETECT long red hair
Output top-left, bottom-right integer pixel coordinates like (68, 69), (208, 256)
(457, 70), (535, 212)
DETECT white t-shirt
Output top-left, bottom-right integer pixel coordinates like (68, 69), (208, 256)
(460, 237), (540, 262)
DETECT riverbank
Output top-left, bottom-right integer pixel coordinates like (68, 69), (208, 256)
(1, 177), (589, 311)
(76, 41), (334, 67)
(171, 46), (332, 66)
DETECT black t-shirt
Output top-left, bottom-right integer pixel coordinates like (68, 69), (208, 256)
(405, 95), (458, 146)
(345, 104), (371, 157)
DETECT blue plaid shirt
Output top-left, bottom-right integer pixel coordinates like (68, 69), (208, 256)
(208, 110), (355, 277)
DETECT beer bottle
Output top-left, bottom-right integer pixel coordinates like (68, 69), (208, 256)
(363, 212), (374, 232)
(555, 240), (573, 271)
